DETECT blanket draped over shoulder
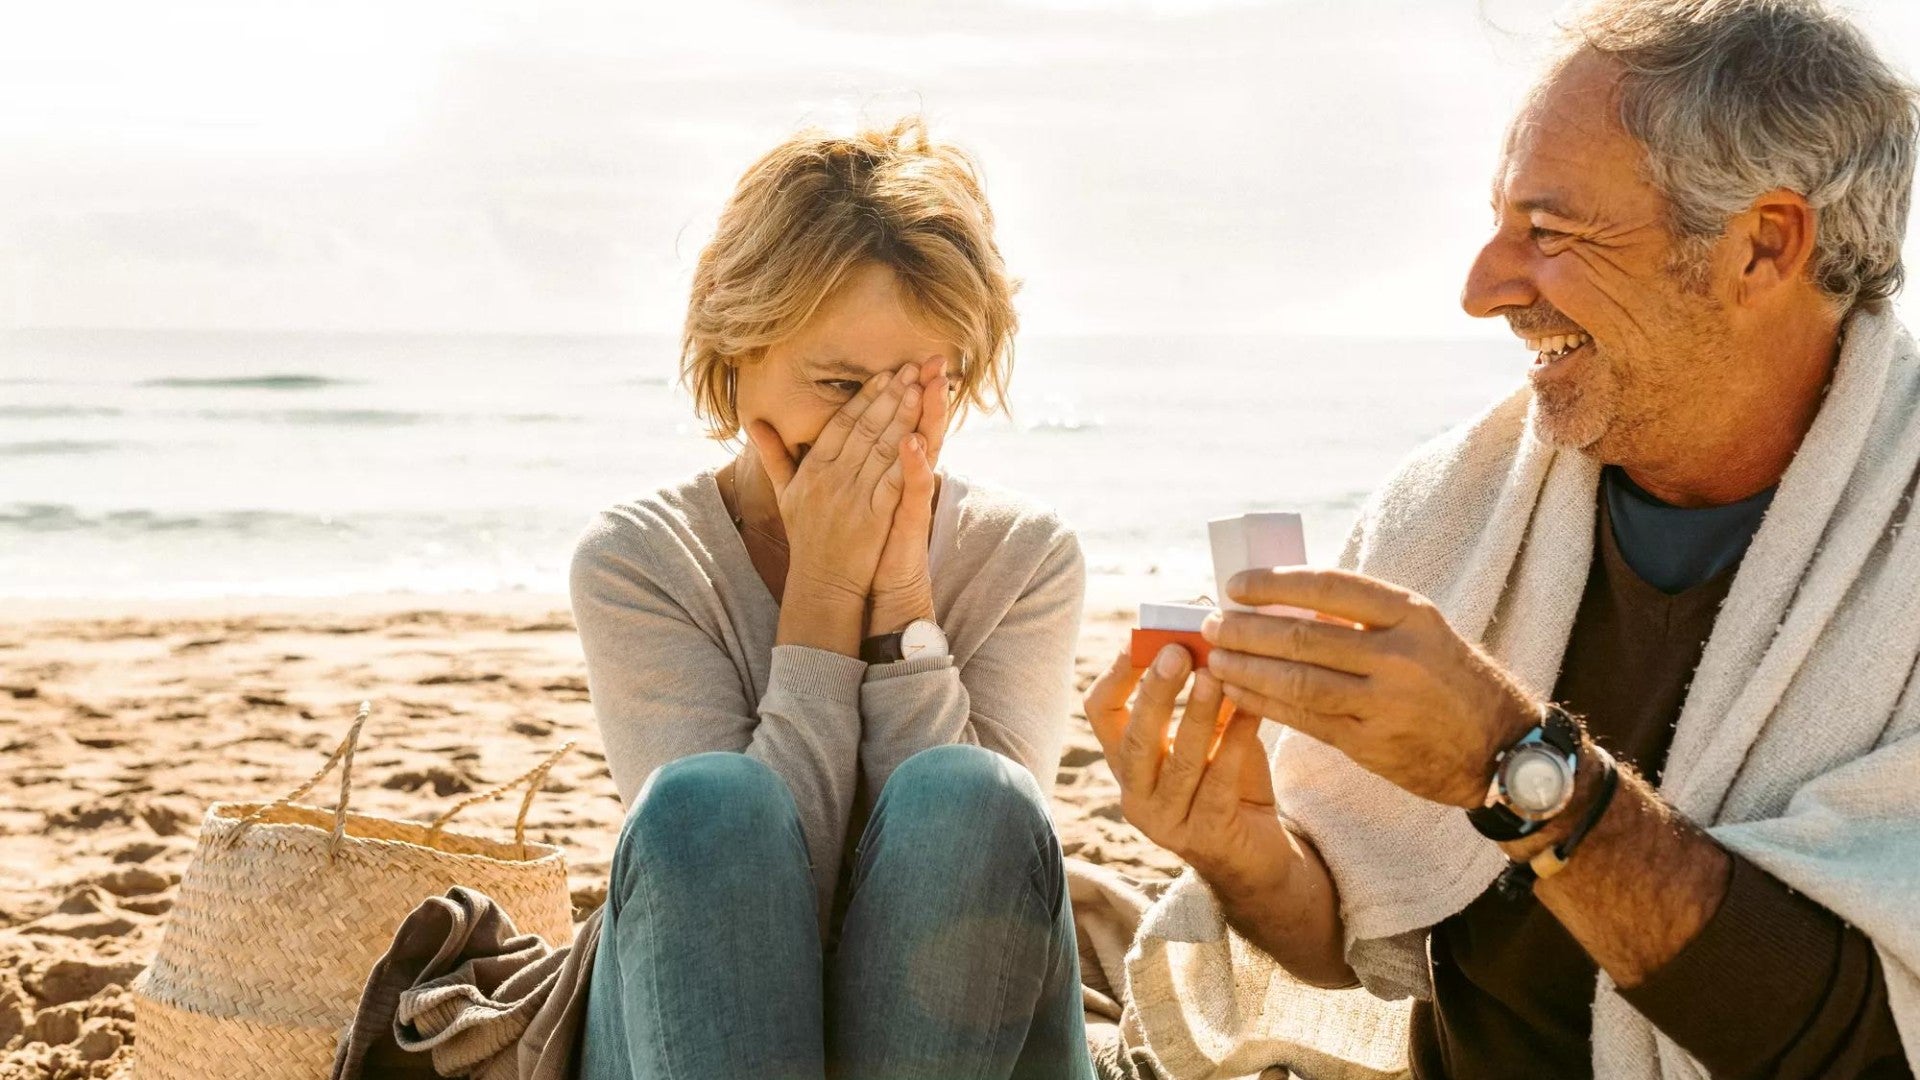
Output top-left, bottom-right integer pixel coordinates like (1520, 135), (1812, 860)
(1125, 304), (1920, 1080)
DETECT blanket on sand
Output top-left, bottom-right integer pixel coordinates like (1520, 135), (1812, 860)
(331, 859), (1168, 1079)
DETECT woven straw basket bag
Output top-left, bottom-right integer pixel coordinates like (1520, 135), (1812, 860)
(131, 702), (576, 1079)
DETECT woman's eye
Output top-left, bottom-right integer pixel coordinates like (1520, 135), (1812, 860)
(819, 379), (864, 395)
(1531, 226), (1568, 244)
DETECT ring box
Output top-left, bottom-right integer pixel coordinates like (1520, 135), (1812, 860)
(1130, 512), (1314, 668)
(1129, 601), (1215, 668)
(1210, 512), (1315, 620)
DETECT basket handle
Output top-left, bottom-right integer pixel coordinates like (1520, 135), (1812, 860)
(424, 740), (576, 857)
(222, 700), (371, 860)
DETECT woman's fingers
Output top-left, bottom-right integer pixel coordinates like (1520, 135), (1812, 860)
(809, 368), (895, 463)
(917, 356), (949, 467)
(872, 453), (906, 515)
(745, 421), (796, 498)
(840, 365), (915, 464)
(897, 434), (935, 519)
(860, 377), (924, 485)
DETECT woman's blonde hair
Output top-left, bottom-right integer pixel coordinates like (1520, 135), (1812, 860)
(681, 116), (1019, 439)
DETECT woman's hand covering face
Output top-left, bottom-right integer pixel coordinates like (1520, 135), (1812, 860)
(747, 362), (926, 605)
(869, 356), (948, 629)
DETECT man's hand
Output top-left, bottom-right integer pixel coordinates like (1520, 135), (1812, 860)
(1083, 645), (1283, 879)
(1202, 567), (1540, 809)
(1083, 643), (1354, 986)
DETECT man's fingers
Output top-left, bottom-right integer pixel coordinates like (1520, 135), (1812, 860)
(1156, 670), (1232, 814)
(809, 368), (894, 462)
(1221, 683), (1354, 751)
(744, 421), (796, 497)
(1229, 710), (1278, 807)
(1202, 610), (1379, 676)
(1207, 649), (1370, 716)
(1190, 712), (1268, 826)
(1226, 567), (1417, 628)
(1119, 645), (1190, 796)
(1084, 650), (1145, 762)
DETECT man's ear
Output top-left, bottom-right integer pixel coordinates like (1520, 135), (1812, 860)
(1736, 188), (1818, 306)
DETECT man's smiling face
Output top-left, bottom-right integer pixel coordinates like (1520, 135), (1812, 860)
(1462, 49), (1738, 459)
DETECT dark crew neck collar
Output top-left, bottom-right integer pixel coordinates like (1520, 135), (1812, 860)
(1602, 466), (1776, 594)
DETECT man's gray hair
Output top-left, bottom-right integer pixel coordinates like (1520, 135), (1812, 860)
(1567, 0), (1920, 307)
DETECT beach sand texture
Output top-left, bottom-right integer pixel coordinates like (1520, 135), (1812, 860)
(0, 599), (1176, 1078)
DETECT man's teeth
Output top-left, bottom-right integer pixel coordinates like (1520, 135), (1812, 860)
(1523, 332), (1592, 359)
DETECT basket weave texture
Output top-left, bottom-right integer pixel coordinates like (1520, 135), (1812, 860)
(131, 703), (574, 1079)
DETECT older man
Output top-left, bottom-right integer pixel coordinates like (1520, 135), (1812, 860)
(1088, 2), (1919, 1077)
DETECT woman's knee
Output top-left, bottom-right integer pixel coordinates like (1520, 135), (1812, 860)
(610, 753), (798, 894)
(877, 744), (1050, 845)
(868, 745), (1063, 913)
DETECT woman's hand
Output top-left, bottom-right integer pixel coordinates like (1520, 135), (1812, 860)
(748, 363), (924, 654)
(868, 357), (948, 636)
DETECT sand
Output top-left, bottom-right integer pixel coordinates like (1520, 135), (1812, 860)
(0, 595), (1176, 1078)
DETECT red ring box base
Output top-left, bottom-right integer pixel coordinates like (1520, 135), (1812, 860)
(1129, 628), (1211, 669)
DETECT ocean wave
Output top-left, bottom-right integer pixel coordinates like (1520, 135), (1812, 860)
(168, 408), (579, 426)
(0, 405), (121, 419)
(0, 439), (122, 457)
(1023, 414), (1101, 433)
(182, 407), (428, 427)
(141, 374), (349, 390)
(0, 503), (354, 535)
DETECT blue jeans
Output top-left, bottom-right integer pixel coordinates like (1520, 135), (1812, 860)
(579, 744), (1095, 1080)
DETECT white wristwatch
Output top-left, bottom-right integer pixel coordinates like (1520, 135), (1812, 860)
(859, 618), (949, 663)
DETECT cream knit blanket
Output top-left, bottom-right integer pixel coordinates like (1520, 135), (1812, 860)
(1124, 303), (1920, 1080)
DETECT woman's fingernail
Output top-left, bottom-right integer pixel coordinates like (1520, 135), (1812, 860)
(905, 433), (924, 452)
(1155, 645), (1187, 677)
(1200, 612), (1223, 643)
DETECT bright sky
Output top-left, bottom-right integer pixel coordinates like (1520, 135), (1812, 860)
(2, 0), (1918, 337)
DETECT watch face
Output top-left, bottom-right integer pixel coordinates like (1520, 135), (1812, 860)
(900, 619), (948, 660)
(1504, 746), (1573, 818)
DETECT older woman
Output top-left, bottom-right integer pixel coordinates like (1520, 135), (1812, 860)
(569, 119), (1092, 1079)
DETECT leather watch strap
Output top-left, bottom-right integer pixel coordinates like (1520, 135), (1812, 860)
(859, 632), (905, 664)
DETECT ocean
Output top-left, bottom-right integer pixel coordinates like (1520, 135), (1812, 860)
(0, 328), (1523, 609)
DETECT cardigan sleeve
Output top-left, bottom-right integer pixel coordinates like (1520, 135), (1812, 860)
(856, 529), (1085, 796)
(570, 519), (864, 927)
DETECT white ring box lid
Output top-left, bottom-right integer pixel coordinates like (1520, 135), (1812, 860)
(1209, 511), (1313, 618)
(1138, 601), (1214, 632)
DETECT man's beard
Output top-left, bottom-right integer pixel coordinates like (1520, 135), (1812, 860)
(1530, 347), (1619, 452)
(1508, 301), (1619, 452)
